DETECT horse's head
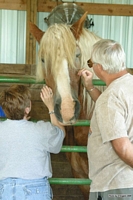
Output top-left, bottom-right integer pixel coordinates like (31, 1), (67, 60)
(29, 12), (100, 125)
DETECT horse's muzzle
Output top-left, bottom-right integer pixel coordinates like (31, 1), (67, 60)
(54, 99), (80, 125)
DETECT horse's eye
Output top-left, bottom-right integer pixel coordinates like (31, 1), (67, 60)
(76, 53), (81, 58)
(41, 58), (44, 63)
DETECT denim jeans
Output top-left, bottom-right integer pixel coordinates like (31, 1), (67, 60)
(0, 177), (53, 200)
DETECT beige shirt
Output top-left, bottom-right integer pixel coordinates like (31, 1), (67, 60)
(88, 73), (133, 192)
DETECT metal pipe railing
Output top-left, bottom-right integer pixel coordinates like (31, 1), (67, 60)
(49, 178), (91, 185)
(0, 76), (40, 84)
(61, 145), (87, 153)
(0, 118), (90, 126)
(0, 76), (105, 85)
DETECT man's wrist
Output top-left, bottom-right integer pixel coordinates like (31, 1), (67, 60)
(87, 86), (95, 92)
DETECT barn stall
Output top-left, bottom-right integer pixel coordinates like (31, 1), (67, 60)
(0, 0), (133, 199)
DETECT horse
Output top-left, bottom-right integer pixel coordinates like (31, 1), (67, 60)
(29, 12), (104, 199)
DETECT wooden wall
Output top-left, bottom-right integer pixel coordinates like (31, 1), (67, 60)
(1, 0), (133, 15)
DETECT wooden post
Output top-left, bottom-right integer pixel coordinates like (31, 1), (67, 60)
(26, 0), (38, 64)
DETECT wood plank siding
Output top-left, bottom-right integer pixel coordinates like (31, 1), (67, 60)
(0, 1), (133, 16)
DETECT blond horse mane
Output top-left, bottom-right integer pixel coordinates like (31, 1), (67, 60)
(37, 23), (104, 118)
(37, 23), (78, 82)
(76, 28), (105, 118)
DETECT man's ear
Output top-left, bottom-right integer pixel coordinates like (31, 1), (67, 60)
(97, 64), (103, 71)
(98, 64), (108, 79)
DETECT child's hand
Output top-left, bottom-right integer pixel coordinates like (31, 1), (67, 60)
(40, 86), (54, 111)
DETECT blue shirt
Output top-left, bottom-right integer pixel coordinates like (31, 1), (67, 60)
(0, 106), (5, 117)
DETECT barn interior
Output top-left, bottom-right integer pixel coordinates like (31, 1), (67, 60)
(0, 0), (133, 199)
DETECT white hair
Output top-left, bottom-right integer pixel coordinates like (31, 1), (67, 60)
(91, 39), (126, 73)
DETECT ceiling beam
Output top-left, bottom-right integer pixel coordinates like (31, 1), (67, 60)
(0, 1), (133, 16)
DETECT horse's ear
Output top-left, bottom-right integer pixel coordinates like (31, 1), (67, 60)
(71, 11), (88, 40)
(29, 21), (45, 43)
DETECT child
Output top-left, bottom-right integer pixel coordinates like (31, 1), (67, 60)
(0, 84), (65, 200)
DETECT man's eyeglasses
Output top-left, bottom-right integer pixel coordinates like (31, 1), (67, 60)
(87, 59), (93, 68)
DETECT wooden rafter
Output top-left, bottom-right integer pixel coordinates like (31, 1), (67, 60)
(0, 1), (133, 16)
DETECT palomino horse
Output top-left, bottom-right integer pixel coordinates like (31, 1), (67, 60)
(29, 12), (104, 199)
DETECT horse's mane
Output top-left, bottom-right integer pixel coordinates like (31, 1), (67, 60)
(76, 28), (102, 118)
(77, 28), (101, 70)
(37, 23), (78, 82)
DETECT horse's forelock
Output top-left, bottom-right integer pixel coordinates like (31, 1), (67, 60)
(38, 24), (78, 80)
